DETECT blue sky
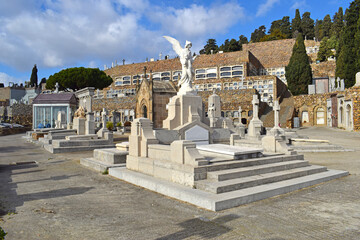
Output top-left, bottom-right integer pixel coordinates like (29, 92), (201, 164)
(0, 0), (351, 86)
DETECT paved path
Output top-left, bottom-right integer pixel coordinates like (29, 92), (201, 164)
(0, 127), (360, 239)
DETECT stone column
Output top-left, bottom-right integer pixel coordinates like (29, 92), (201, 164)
(85, 112), (95, 135)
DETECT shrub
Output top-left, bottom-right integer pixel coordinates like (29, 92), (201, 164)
(116, 122), (122, 127)
(124, 121), (131, 127)
(0, 226), (7, 240)
(106, 121), (113, 131)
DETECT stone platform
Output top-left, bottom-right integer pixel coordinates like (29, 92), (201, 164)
(110, 149), (348, 211)
(81, 148), (128, 172)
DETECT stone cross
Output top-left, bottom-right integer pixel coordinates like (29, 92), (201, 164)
(273, 100), (280, 128)
(102, 108), (107, 127)
(55, 82), (59, 93)
(252, 95), (259, 120)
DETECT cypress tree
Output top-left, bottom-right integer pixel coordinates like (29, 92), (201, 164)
(322, 15), (332, 38)
(285, 34), (313, 95)
(301, 12), (315, 40)
(30, 64), (38, 87)
(335, 0), (360, 87)
(291, 9), (302, 37)
(331, 7), (344, 39)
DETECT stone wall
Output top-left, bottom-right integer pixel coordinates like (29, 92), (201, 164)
(92, 96), (136, 112)
(11, 103), (32, 126)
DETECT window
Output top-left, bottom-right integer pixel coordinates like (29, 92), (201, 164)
(232, 71), (243, 76)
(196, 74), (206, 79)
(173, 71), (182, 80)
(196, 69), (206, 74)
(196, 68), (217, 79)
(220, 67), (231, 71)
(220, 72), (231, 77)
(161, 72), (170, 77)
(207, 73), (216, 78)
(232, 66), (243, 71)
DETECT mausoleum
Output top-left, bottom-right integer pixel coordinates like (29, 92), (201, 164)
(32, 92), (77, 129)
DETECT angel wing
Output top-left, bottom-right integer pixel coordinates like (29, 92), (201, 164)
(163, 36), (183, 56)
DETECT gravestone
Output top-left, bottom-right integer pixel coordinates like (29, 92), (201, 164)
(73, 106), (86, 135)
(85, 112), (95, 135)
(308, 85), (315, 95)
(248, 95), (263, 138)
(185, 125), (209, 145)
(208, 90), (221, 128)
(355, 72), (360, 87)
(97, 108), (109, 138)
(268, 100), (285, 136)
(55, 111), (66, 129)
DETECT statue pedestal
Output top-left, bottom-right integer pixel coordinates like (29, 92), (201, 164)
(73, 117), (86, 135)
(248, 118), (263, 138)
(163, 93), (203, 130)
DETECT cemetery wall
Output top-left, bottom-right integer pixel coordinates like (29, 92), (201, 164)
(92, 96), (136, 112)
(11, 103), (32, 126)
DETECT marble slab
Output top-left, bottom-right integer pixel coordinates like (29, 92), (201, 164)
(197, 144), (263, 156)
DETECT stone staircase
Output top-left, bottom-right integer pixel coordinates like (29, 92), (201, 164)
(44, 138), (115, 153)
(193, 152), (348, 210)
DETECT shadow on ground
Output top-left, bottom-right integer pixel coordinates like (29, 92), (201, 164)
(156, 214), (239, 240)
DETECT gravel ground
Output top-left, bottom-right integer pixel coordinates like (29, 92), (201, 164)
(0, 127), (359, 240)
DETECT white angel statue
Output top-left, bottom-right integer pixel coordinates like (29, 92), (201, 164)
(163, 36), (197, 95)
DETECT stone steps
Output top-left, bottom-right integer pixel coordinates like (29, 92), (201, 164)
(203, 154), (304, 172)
(109, 167), (348, 211)
(52, 139), (110, 147)
(291, 144), (352, 152)
(196, 165), (327, 194)
(80, 148), (128, 172)
(207, 160), (310, 181)
(44, 144), (115, 154)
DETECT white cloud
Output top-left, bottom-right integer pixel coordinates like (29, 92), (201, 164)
(150, 3), (245, 40)
(291, 0), (308, 10)
(0, 72), (24, 86)
(256, 0), (280, 17)
(0, 0), (245, 74)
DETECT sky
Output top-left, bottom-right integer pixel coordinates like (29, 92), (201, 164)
(0, 0), (351, 87)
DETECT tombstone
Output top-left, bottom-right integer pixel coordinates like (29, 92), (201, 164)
(308, 85), (316, 95)
(85, 112), (95, 135)
(247, 95), (263, 138)
(340, 79), (345, 91)
(329, 77), (336, 92)
(316, 82), (325, 94)
(55, 111), (66, 129)
(268, 100), (285, 136)
(355, 72), (360, 87)
(97, 108), (109, 138)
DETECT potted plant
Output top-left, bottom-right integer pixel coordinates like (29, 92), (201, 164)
(106, 121), (114, 131)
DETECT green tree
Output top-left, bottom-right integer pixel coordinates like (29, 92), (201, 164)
(30, 64), (38, 87)
(314, 19), (323, 41)
(301, 12), (315, 40)
(260, 29), (287, 42)
(317, 37), (333, 62)
(251, 25), (266, 42)
(270, 16), (291, 38)
(46, 67), (113, 91)
(219, 39), (230, 52)
(285, 34), (313, 95)
(336, 0), (360, 87)
(199, 39), (218, 54)
(291, 9), (302, 37)
(322, 14), (332, 38)
(238, 35), (248, 50)
(331, 7), (344, 39)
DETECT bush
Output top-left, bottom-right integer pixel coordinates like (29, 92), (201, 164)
(124, 121), (131, 127)
(0, 226), (7, 240)
(116, 122), (122, 127)
(106, 121), (113, 131)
